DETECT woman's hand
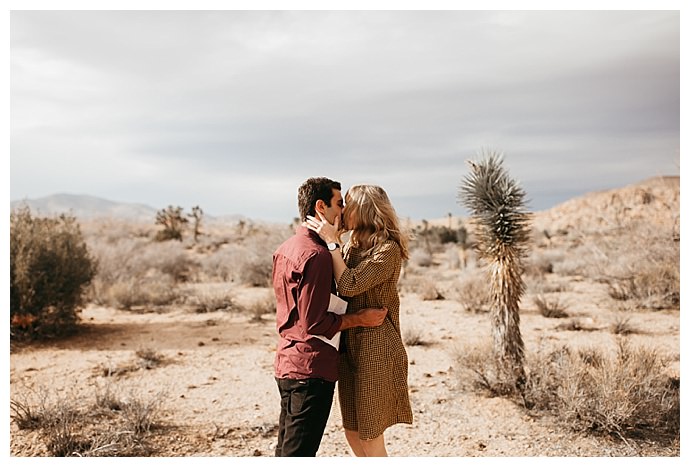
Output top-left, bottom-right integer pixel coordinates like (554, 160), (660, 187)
(304, 212), (340, 244)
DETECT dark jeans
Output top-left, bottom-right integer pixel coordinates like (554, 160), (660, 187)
(275, 377), (335, 457)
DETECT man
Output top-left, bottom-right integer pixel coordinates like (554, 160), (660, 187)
(272, 177), (387, 457)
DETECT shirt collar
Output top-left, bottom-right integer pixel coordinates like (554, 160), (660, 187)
(297, 225), (327, 246)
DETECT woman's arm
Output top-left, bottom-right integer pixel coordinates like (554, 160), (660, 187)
(304, 213), (347, 281)
(305, 213), (399, 297)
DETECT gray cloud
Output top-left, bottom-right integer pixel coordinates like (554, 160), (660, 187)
(10, 10), (679, 222)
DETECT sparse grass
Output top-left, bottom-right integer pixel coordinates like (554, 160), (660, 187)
(524, 340), (679, 441)
(135, 348), (166, 369)
(533, 295), (569, 318)
(97, 349), (169, 377)
(403, 327), (432, 347)
(450, 273), (492, 313)
(416, 279), (444, 301)
(186, 287), (235, 313)
(409, 248), (433, 268)
(247, 291), (276, 322)
(454, 341), (517, 397)
(610, 315), (639, 336)
(11, 383), (166, 456)
(555, 319), (598, 332)
(456, 339), (680, 442)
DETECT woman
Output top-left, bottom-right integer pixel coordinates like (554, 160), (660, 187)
(305, 184), (413, 457)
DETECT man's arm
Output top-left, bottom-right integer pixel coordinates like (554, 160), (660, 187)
(338, 307), (387, 331)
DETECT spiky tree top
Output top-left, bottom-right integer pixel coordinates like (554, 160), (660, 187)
(459, 152), (531, 261)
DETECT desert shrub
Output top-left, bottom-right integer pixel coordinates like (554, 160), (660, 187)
(524, 250), (561, 277)
(154, 205), (188, 242)
(246, 290), (277, 322)
(415, 278), (444, 301)
(610, 315), (639, 335)
(199, 227), (288, 286)
(454, 341), (517, 396)
(524, 340), (679, 439)
(10, 207), (97, 339)
(186, 287), (236, 313)
(101, 275), (179, 310)
(525, 275), (568, 294)
(409, 248), (433, 268)
(457, 340), (680, 440)
(533, 295), (569, 318)
(88, 238), (194, 309)
(605, 261), (679, 309)
(403, 327), (431, 347)
(12, 384), (165, 456)
(450, 273), (492, 313)
(552, 221), (678, 309)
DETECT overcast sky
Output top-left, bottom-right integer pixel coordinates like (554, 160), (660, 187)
(10, 9), (680, 223)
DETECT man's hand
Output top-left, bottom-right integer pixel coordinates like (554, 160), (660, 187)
(356, 307), (388, 327)
(339, 307), (388, 331)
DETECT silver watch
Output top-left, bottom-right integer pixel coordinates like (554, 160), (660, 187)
(327, 242), (340, 251)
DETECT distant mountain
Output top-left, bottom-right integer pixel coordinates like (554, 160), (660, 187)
(10, 194), (159, 221)
(415, 175), (680, 234)
(532, 175), (679, 235)
(9, 193), (252, 224)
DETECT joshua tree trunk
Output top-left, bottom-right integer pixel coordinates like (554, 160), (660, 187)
(459, 151), (530, 395)
(488, 249), (527, 393)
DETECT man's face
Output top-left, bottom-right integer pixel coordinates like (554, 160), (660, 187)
(322, 189), (344, 226)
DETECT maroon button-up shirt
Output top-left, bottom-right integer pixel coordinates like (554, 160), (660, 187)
(273, 227), (343, 382)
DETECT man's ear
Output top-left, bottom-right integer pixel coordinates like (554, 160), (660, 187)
(315, 199), (326, 215)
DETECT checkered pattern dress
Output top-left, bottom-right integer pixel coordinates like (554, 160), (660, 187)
(336, 240), (413, 440)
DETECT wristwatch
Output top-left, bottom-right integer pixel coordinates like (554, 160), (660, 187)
(327, 242), (340, 251)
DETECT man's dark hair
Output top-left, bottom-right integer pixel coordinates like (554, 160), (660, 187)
(298, 177), (341, 221)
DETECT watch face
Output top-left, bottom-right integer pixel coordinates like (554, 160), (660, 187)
(327, 243), (339, 251)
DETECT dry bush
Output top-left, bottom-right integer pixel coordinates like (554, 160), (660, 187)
(10, 207), (97, 339)
(184, 286), (236, 313)
(247, 291), (277, 322)
(553, 221), (678, 310)
(605, 261), (679, 309)
(525, 275), (569, 294)
(100, 275), (180, 310)
(11, 383), (166, 456)
(97, 349), (169, 377)
(449, 272), (492, 313)
(454, 341), (517, 397)
(457, 339), (680, 441)
(533, 295), (569, 318)
(524, 340), (679, 440)
(87, 237), (191, 309)
(610, 315), (639, 336)
(199, 226), (289, 287)
(413, 278), (443, 301)
(403, 327), (431, 347)
(409, 248), (433, 268)
(555, 318), (599, 332)
(524, 250), (563, 277)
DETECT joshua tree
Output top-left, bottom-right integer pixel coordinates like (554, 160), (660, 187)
(188, 205), (204, 243)
(458, 151), (531, 396)
(155, 205), (188, 241)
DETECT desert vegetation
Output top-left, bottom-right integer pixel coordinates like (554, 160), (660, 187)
(9, 176), (679, 456)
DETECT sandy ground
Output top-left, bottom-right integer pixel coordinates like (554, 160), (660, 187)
(9, 278), (680, 458)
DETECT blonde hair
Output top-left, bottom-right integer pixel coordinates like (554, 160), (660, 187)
(345, 184), (410, 261)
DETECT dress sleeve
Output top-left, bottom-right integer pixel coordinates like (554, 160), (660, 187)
(337, 241), (400, 297)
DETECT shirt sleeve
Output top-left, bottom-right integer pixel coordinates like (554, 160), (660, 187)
(298, 251), (343, 340)
(337, 241), (400, 298)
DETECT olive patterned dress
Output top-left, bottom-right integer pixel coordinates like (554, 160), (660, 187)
(336, 239), (413, 440)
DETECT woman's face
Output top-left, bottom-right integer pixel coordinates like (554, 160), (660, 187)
(342, 196), (357, 231)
